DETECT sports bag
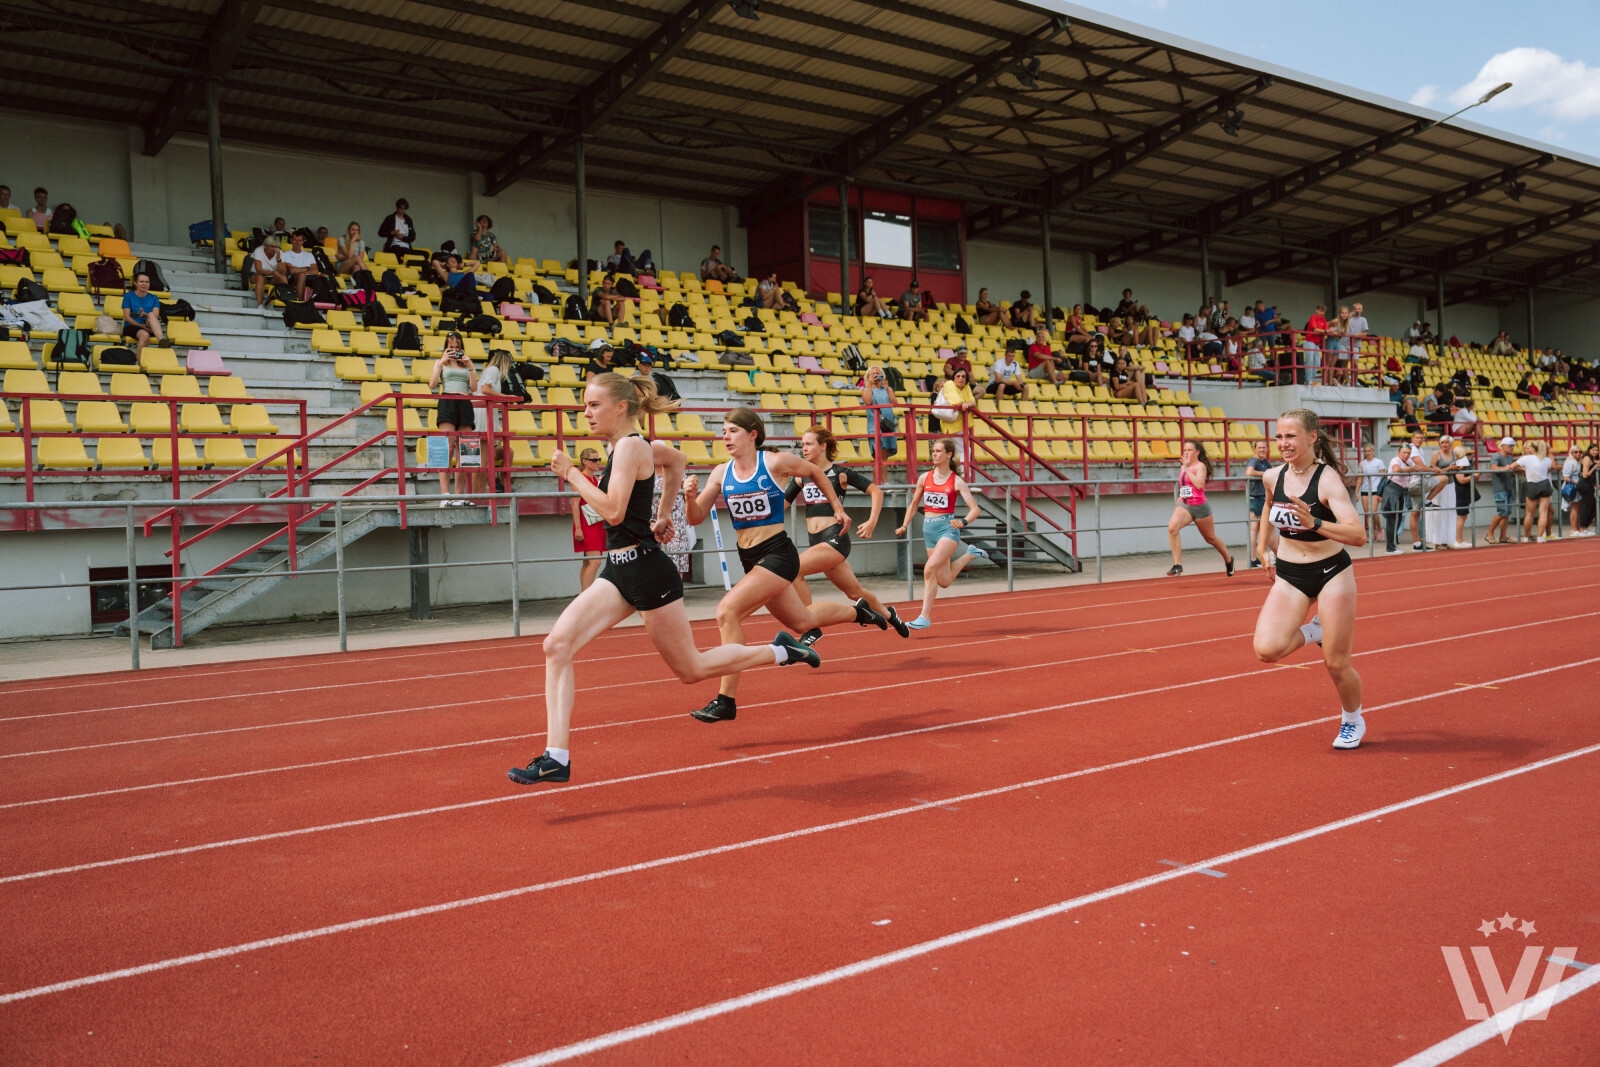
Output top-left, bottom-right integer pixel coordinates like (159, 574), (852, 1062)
(563, 294), (587, 321)
(132, 258), (168, 292)
(46, 327), (92, 370)
(488, 276), (516, 304)
(98, 346), (138, 366)
(392, 321), (423, 351)
(88, 257), (125, 292)
(281, 299), (325, 327)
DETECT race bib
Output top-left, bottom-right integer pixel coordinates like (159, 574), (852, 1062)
(1268, 503), (1303, 530)
(581, 503), (601, 525)
(801, 483), (828, 505)
(923, 490), (950, 511)
(726, 491), (773, 522)
(1178, 484), (1194, 500)
(607, 545), (639, 564)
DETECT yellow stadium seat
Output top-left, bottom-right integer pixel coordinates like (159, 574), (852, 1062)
(19, 398), (72, 432)
(352, 331), (387, 356)
(0, 400), (11, 431)
(38, 437), (94, 469)
(108, 373), (153, 396)
(205, 438), (254, 468)
(141, 348), (185, 376)
(180, 403), (229, 434)
(149, 437), (204, 468)
(0, 341), (36, 370)
(57, 370), (103, 396)
(159, 374), (203, 397)
(312, 329), (351, 355)
(510, 438), (553, 467)
(228, 404), (279, 435)
(131, 403), (177, 434)
(95, 436), (149, 469)
(0, 437), (23, 469)
(335, 356), (375, 381)
(206, 376), (252, 400)
(42, 268), (83, 293)
(75, 401), (127, 433)
(167, 321), (208, 348)
(360, 381), (396, 406)
(374, 357), (412, 382)
(4, 368), (49, 393)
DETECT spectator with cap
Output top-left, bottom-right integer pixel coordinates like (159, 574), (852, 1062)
(897, 280), (929, 323)
(636, 351), (679, 401)
(943, 343), (972, 382)
(584, 338), (614, 381)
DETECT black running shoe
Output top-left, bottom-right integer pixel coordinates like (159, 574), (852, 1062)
(507, 751), (570, 785)
(774, 631), (822, 668)
(1166, 564), (1183, 577)
(886, 604), (911, 638)
(854, 598), (888, 630)
(1225, 556), (1235, 577)
(691, 694), (736, 723)
(799, 627), (824, 647)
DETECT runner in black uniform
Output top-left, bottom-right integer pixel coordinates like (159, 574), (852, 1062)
(785, 426), (909, 637)
(1252, 408), (1370, 750)
(682, 407), (887, 723)
(509, 374), (820, 785)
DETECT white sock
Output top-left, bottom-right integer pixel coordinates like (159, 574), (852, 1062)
(1299, 621), (1320, 643)
(1340, 708), (1363, 725)
(546, 747), (570, 766)
(772, 642), (791, 664)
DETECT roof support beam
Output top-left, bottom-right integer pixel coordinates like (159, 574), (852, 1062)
(1224, 155), (1557, 287)
(142, 0), (263, 155)
(482, 0), (728, 196)
(1443, 239), (1600, 305)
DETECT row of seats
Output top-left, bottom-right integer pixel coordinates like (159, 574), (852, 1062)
(0, 435), (298, 471)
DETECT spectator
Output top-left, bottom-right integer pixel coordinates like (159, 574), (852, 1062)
(267, 217), (290, 240)
(1302, 303), (1328, 384)
(1346, 301), (1370, 379)
(898, 279), (928, 323)
(570, 447), (607, 590)
(1404, 430), (1436, 550)
(1063, 305), (1093, 351)
(1515, 372), (1535, 400)
(1025, 328), (1064, 385)
(1488, 330), (1515, 357)
(1397, 393), (1422, 436)
(1107, 351), (1149, 405)
(336, 222), (368, 274)
(932, 366), (978, 441)
(428, 332), (476, 506)
(757, 271), (784, 310)
(1113, 288), (1137, 318)
(1517, 440), (1555, 542)
(1238, 303), (1257, 330)
(699, 244), (739, 283)
(973, 287), (1002, 326)
(1009, 290), (1041, 330)
(281, 231), (321, 300)
(1175, 312), (1197, 348)
(1575, 443), (1598, 536)
(474, 349), (513, 494)
(121, 270), (164, 359)
(855, 277), (890, 318)
(1422, 384), (1451, 423)
(592, 273), (625, 325)
(1245, 439), (1272, 567)
(1325, 305), (1351, 384)
(860, 365), (898, 459)
(605, 240), (641, 276)
(1542, 375), (1565, 402)
(1451, 397), (1477, 438)
(444, 251), (481, 291)
(315, 226), (330, 246)
(943, 344), (972, 382)
(989, 345), (1027, 399)
(0, 185), (10, 211)
(1380, 444), (1413, 554)
(378, 198), (417, 255)
(1486, 437), (1521, 544)
(249, 235), (289, 307)
(636, 352), (679, 402)
(584, 339), (614, 380)
(27, 186), (51, 229)
(1417, 322), (1436, 346)
(470, 214), (509, 266)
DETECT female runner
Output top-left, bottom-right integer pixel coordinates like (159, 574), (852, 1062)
(683, 408), (888, 723)
(1165, 440), (1235, 577)
(894, 437), (987, 630)
(785, 426), (911, 637)
(1252, 408), (1370, 749)
(508, 375), (820, 785)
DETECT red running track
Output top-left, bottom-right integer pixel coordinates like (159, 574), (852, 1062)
(2, 542), (1598, 1065)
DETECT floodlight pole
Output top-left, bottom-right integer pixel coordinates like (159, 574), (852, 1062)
(1329, 256), (1340, 306)
(1436, 273), (1446, 342)
(1198, 234), (1211, 304)
(1040, 193), (1054, 331)
(838, 179), (851, 317)
(574, 136), (589, 306)
(205, 79), (228, 276)
(1526, 286), (1536, 350)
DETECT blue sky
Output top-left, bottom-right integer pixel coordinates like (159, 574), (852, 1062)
(1075, 0), (1600, 159)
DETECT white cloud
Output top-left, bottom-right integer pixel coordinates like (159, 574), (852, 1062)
(1409, 84), (1439, 108)
(1448, 47), (1600, 122)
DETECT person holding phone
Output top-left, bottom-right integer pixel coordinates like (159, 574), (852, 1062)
(860, 365), (898, 459)
(428, 332), (477, 506)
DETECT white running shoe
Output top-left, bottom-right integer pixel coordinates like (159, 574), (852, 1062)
(907, 615), (932, 630)
(1301, 614), (1324, 648)
(1333, 718), (1366, 750)
(1451, 541), (1473, 549)
(1385, 549), (1405, 556)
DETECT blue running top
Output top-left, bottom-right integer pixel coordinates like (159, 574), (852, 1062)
(721, 450), (787, 530)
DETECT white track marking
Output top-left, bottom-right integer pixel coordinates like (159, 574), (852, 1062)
(3, 644), (1593, 888)
(496, 740), (1600, 1066)
(1391, 962), (1600, 1066)
(4, 715), (1596, 1012)
(7, 589), (1582, 810)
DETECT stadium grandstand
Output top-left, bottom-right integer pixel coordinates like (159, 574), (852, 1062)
(2, 0), (1599, 648)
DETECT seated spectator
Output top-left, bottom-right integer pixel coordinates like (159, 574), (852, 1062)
(0, 185), (10, 211)
(445, 252), (480, 290)
(1397, 393), (1422, 435)
(943, 344), (972, 382)
(1543, 376), (1565, 402)
(1025, 328), (1064, 385)
(1452, 397), (1478, 437)
(1515, 372), (1535, 400)
(1009, 290), (1041, 330)
(27, 186), (51, 229)
(898, 279), (928, 323)
(250, 236), (289, 307)
(1112, 288), (1137, 319)
(973, 287), (1002, 326)
(378, 198), (417, 255)
(121, 270), (164, 358)
(1488, 331), (1515, 357)
(336, 222), (368, 274)
(606, 240), (641, 276)
(593, 273), (626, 325)
(267, 217), (291, 241)
(281, 231), (320, 299)
(636, 351), (679, 401)
(856, 277), (890, 318)
(989, 345), (1027, 398)
(699, 244), (739, 283)
(47, 202), (77, 236)
(315, 226), (330, 246)
(1063, 304), (1093, 349)
(1422, 384), (1450, 422)
(471, 214), (509, 266)
(1417, 322), (1436, 346)
(757, 271), (784, 310)
(585, 339), (614, 380)
(1108, 351), (1148, 405)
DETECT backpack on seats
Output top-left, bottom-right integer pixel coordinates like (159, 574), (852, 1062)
(88, 257), (125, 292)
(563, 294), (587, 321)
(488, 276), (516, 304)
(392, 321), (423, 351)
(281, 299), (324, 327)
(15, 278), (49, 303)
(132, 259), (168, 292)
(46, 328), (92, 371)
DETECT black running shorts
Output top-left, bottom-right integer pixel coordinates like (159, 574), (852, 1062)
(1275, 549), (1352, 601)
(806, 522), (852, 560)
(599, 542), (683, 611)
(737, 532), (801, 581)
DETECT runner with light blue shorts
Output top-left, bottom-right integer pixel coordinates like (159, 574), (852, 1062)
(894, 437), (986, 630)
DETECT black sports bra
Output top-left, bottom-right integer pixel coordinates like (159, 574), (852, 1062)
(1269, 463), (1338, 542)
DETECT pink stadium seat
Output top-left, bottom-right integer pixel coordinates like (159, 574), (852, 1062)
(186, 350), (231, 376)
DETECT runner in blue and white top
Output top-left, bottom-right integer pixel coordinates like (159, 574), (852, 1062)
(684, 407), (888, 724)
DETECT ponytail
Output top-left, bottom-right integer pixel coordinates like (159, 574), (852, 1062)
(594, 370), (676, 417)
(1281, 407), (1347, 476)
(1192, 440), (1214, 480)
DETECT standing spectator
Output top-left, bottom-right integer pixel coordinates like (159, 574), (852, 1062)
(1025, 328), (1064, 385)
(1380, 444), (1414, 555)
(1575, 443), (1598, 536)
(336, 222), (368, 274)
(1245, 438), (1272, 567)
(1404, 430), (1436, 550)
(1516, 441), (1556, 542)
(27, 187), (51, 229)
(1561, 445), (1583, 528)
(989, 345), (1027, 398)
(973, 287), (1002, 326)
(121, 270), (164, 359)
(1358, 442), (1386, 543)
(699, 244), (738, 283)
(470, 215), (509, 266)
(855, 277), (890, 318)
(897, 279), (928, 322)
(428, 332), (477, 507)
(474, 349), (514, 495)
(1302, 304), (1328, 384)
(1324, 306), (1350, 384)
(250, 236), (289, 307)
(378, 198), (417, 255)
(1487, 436), (1522, 544)
(1009, 290), (1041, 330)
(280, 231), (320, 300)
(1346, 301), (1370, 381)
(570, 447), (606, 590)
(1447, 443), (1474, 550)
(860, 365), (898, 459)
(931, 366), (977, 444)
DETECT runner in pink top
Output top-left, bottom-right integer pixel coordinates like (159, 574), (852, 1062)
(1165, 441), (1235, 577)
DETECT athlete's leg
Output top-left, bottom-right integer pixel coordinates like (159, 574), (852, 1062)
(714, 566), (800, 700)
(822, 560), (889, 617)
(792, 541), (845, 606)
(1314, 568), (1362, 713)
(767, 582), (854, 632)
(1252, 578), (1314, 663)
(1193, 513), (1233, 565)
(919, 536), (959, 619)
(542, 578), (637, 749)
(642, 599), (790, 683)
(1167, 507), (1192, 565)
(940, 544), (977, 587)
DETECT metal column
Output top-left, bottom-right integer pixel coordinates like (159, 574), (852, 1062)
(1436, 273), (1446, 342)
(1040, 200), (1054, 331)
(204, 79), (228, 276)
(408, 526), (431, 620)
(1329, 256), (1340, 307)
(1527, 286), (1536, 350)
(1198, 235), (1211, 304)
(574, 136), (589, 307)
(837, 180), (851, 317)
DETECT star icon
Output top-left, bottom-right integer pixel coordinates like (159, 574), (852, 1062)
(1497, 912), (1518, 930)
(1518, 920), (1537, 938)
(1479, 920), (1499, 938)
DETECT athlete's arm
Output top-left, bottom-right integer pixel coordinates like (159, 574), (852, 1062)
(894, 473), (927, 536)
(1285, 468), (1366, 548)
(1188, 460), (1208, 493)
(768, 451), (849, 529)
(554, 436), (649, 527)
(650, 441), (687, 542)
(684, 462), (725, 526)
(850, 469), (884, 538)
(783, 477), (802, 504)
(1256, 467), (1280, 570)
(953, 476), (981, 528)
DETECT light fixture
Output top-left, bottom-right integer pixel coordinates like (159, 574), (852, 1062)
(1479, 81), (1513, 105)
(1218, 107), (1245, 137)
(1505, 179), (1526, 202)
(732, 0), (759, 20)
(1016, 55), (1041, 89)
(1421, 81), (1513, 132)
(1053, 15), (1071, 31)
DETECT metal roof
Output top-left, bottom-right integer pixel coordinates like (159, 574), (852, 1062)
(6, 0), (1600, 307)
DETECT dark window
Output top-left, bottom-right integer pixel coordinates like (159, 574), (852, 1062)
(89, 565), (169, 626)
(807, 207), (860, 260)
(916, 220), (961, 271)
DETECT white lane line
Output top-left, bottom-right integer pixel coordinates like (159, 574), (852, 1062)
(6, 546), (1580, 716)
(8, 588), (1576, 809)
(3, 644), (1593, 889)
(497, 739), (1600, 1066)
(1391, 962), (1600, 1066)
(5, 721), (1595, 1018)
